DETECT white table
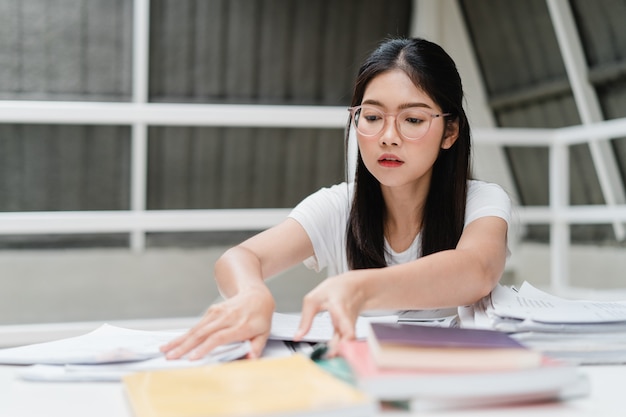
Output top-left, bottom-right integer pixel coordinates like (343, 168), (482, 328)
(1, 363), (624, 416)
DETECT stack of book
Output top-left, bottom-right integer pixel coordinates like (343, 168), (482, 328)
(338, 322), (589, 411)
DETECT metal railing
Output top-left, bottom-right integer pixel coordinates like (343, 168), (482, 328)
(1, 100), (626, 296)
(1, 0), (626, 348)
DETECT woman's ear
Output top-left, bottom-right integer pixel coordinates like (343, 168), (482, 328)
(441, 119), (459, 149)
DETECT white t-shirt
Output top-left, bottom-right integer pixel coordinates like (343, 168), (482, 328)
(288, 180), (511, 277)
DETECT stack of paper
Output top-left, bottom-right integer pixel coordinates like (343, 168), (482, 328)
(0, 324), (250, 382)
(470, 281), (626, 365)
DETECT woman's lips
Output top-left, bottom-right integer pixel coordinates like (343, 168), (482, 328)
(378, 154), (404, 167)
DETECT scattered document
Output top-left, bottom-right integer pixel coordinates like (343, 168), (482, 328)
(19, 341), (251, 382)
(2, 309), (457, 382)
(0, 324), (251, 382)
(269, 310), (457, 342)
(269, 312), (397, 342)
(0, 324), (181, 365)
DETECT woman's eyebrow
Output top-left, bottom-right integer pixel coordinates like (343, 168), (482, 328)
(361, 99), (383, 106)
(361, 99), (434, 110)
(398, 102), (434, 110)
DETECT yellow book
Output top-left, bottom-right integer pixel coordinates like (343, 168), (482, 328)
(123, 354), (375, 417)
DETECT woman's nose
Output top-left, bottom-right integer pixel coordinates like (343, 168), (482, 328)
(379, 116), (400, 146)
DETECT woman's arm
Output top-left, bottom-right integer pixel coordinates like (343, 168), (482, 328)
(296, 216), (508, 349)
(161, 218), (314, 359)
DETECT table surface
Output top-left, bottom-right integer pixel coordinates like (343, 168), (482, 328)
(1, 363), (624, 417)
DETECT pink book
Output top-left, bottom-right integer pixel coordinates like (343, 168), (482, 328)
(338, 340), (587, 405)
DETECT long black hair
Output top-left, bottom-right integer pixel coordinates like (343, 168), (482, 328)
(346, 38), (471, 270)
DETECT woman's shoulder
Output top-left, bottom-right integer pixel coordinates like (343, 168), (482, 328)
(465, 179), (512, 224)
(291, 181), (353, 213)
(467, 179), (509, 198)
(302, 181), (353, 202)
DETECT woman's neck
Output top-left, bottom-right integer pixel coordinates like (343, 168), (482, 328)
(381, 184), (428, 253)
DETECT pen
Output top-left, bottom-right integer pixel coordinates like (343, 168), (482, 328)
(309, 343), (328, 361)
(309, 343), (356, 385)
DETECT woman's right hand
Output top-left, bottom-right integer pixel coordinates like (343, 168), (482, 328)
(160, 287), (275, 360)
(161, 218), (312, 361)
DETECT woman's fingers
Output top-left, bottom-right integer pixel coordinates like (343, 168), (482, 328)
(186, 327), (249, 360)
(160, 312), (218, 354)
(161, 304), (242, 359)
(294, 295), (323, 341)
(326, 306), (357, 356)
(164, 323), (223, 360)
(247, 334), (269, 359)
(332, 308), (357, 340)
(161, 295), (274, 360)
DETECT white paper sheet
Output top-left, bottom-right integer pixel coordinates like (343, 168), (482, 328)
(490, 283), (626, 324)
(18, 340), (251, 382)
(269, 312), (398, 342)
(0, 324), (184, 365)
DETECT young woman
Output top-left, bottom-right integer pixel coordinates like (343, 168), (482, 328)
(162, 38), (510, 360)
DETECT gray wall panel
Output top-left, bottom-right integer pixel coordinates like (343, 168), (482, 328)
(0, 0), (132, 101)
(0, 125), (131, 212)
(146, 126), (345, 210)
(0, 0), (411, 247)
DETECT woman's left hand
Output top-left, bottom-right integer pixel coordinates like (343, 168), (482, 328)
(294, 272), (366, 355)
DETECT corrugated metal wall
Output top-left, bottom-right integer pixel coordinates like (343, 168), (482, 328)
(460, 0), (626, 243)
(145, 0), (412, 210)
(0, 0), (133, 101)
(0, 0), (412, 247)
(149, 0), (412, 105)
(6, 0), (625, 247)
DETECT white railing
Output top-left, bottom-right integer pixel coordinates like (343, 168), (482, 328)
(0, 101), (346, 245)
(1, 102), (626, 296)
(1, 0), (625, 302)
(478, 117), (626, 297)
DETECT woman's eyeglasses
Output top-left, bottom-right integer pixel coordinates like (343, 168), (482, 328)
(348, 105), (451, 141)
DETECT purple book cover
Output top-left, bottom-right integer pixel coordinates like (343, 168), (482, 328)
(370, 322), (525, 349)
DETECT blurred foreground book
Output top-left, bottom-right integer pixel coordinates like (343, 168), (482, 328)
(123, 354), (376, 417)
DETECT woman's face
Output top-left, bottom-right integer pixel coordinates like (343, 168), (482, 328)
(356, 69), (458, 191)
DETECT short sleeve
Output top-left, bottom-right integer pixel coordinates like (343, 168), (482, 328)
(465, 180), (512, 226)
(287, 183), (352, 275)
